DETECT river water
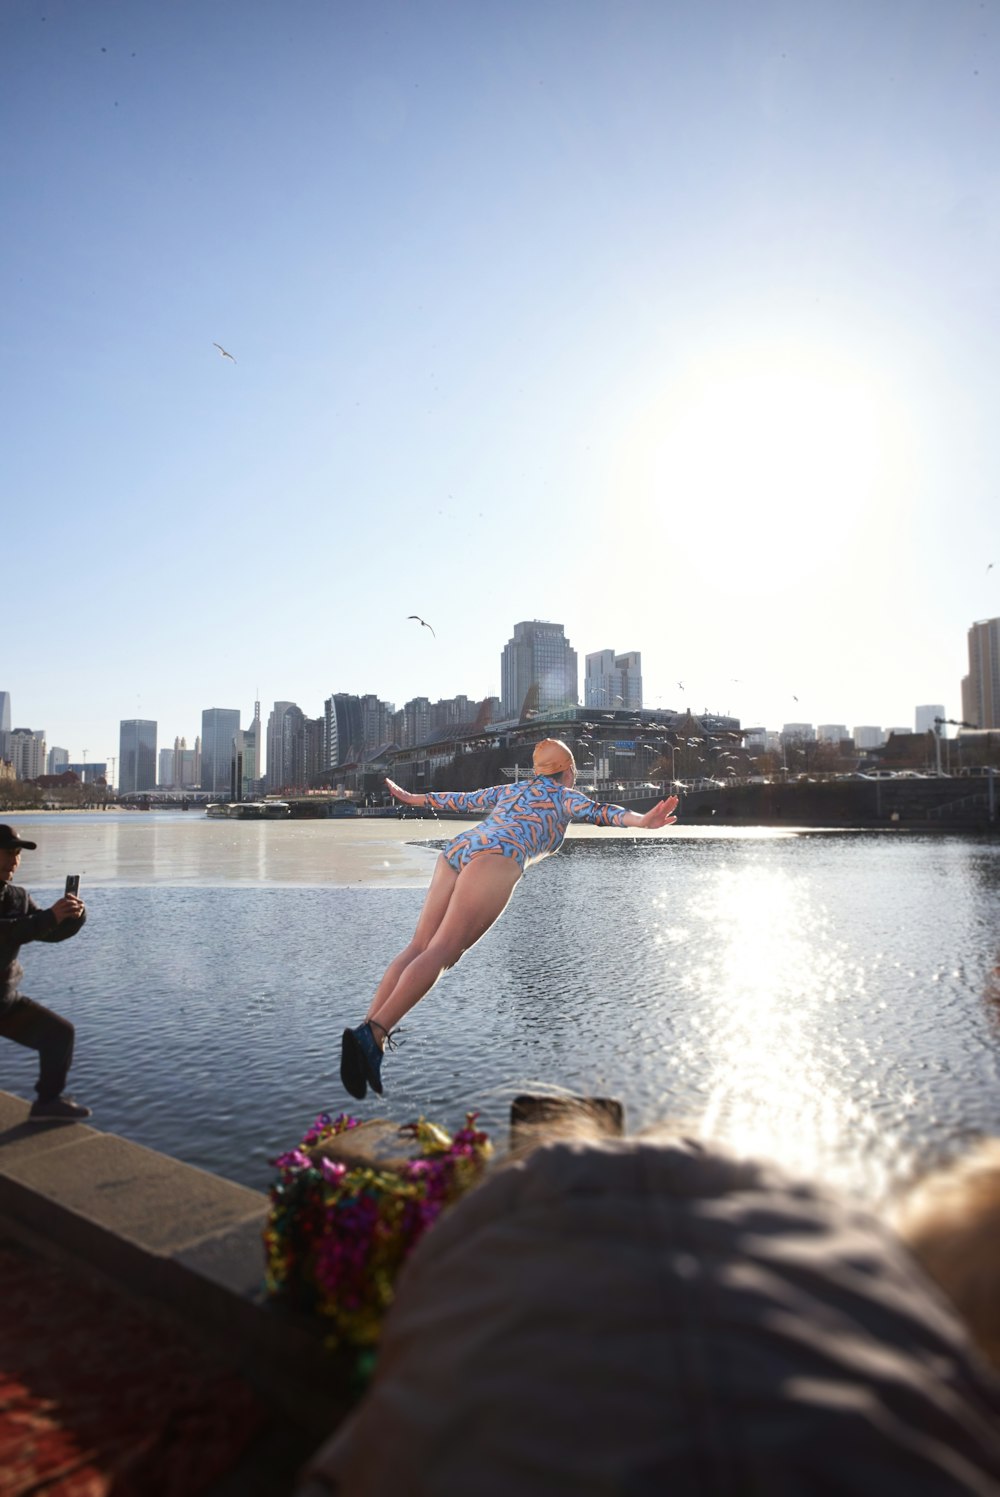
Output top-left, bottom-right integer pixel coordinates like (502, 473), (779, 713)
(3, 810), (999, 1203)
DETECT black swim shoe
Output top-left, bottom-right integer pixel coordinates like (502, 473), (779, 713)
(340, 1027), (368, 1101)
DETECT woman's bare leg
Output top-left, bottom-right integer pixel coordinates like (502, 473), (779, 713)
(365, 855), (458, 1019)
(367, 852), (521, 1036)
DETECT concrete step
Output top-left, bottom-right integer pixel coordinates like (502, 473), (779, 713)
(0, 1088), (357, 1438)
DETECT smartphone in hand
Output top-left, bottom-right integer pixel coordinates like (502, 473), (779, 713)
(64, 875), (80, 898)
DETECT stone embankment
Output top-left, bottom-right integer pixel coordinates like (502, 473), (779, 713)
(0, 1089), (357, 1487)
(629, 778), (998, 830)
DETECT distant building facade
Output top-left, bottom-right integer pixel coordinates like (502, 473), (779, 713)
(267, 702), (301, 791)
(66, 762), (107, 785)
(119, 719), (157, 793)
(584, 650), (643, 709)
(962, 617), (1000, 729)
(816, 724), (849, 743)
(501, 620), (578, 719)
(231, 701), (263, 801)
(9, 728), (46, 781)
(201, 708), (241, 794)
(324, 693), (364, 769)
(0, 690), (11, 765)
(915, 704), (945, 735)
(360, 695), (396, 755)
(158, 740), (199, 788)
(853, 726), (885, 750)
(47, 746), (69, 774)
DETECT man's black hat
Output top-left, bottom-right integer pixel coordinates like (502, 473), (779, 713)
(0, 824), (38, 851)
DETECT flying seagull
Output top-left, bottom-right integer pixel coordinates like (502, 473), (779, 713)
(213, 342), (236, 362)
(408, 614), (436, 637)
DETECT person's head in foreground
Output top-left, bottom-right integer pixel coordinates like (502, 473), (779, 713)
(299, 1119), (1000, 1497)
(892, 1137), (1000, 1376)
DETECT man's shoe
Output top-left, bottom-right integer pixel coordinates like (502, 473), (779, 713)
(340, 1027), (368, 1101)
(29, 1094), (92, 1122)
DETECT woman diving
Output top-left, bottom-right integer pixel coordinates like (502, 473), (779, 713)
(340, 738), (679, 1099)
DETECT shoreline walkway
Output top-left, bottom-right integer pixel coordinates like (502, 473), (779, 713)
(0, 1089), (354, 1496)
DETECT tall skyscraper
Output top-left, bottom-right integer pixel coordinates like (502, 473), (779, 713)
(47, 746), (70, 774)
(324, 693), (364, 768)
(0, 690), (11, 765)
(500, 620), (578, 719)
(200, 708), (241, 794)
(266, 701), (297, 791)
(118, 720), (157, 793)
(584, 649), (643, 709)
(231, 701), (262, 801)
(961, 618), (1000, 729)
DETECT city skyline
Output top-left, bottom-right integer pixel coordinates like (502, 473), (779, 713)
(2, 605), (983, 787)
(5, 2), (999, 758)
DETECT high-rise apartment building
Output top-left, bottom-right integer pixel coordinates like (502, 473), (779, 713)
(298, 717), (325, 785)
(359, 695), (395, 755)
(324, 694), (364, 768)
(961, 618), (1000, 729)
(47, 746), (69, 774)
(9, 729), (46, 781)
(500, 620), (578, 719)
(853, 726), (885, 750)
(816, 725), (849, 743)
(200, 708), (241, 794)
(118, 719), (157, 793)
(584, 649), (643, 709)
(401, 697), (432, 749)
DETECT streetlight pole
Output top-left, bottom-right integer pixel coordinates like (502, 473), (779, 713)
(934, 717), (976, 777)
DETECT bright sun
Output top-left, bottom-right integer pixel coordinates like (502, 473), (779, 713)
(619, 339), (912, 590)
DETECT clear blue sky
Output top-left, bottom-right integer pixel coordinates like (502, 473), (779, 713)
(4, 0), (998, 767)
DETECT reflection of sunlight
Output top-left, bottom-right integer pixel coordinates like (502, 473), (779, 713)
(692, 865), (865, 1184)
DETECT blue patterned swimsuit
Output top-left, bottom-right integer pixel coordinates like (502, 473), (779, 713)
(426, 775), (631, 873)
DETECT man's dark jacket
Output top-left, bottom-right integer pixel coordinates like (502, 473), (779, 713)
(0, 883), (86, 1007)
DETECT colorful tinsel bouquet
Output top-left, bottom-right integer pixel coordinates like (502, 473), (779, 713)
(264, 1111), (492, 1349)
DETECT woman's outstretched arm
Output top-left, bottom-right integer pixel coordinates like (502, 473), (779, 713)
(563, 788), (680, 830)
(385, 778), (502, 814)
(620, 796), (679, 829)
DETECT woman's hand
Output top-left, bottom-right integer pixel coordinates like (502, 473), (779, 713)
(386, 777), (423, 807)
(636, 795), (679, 830)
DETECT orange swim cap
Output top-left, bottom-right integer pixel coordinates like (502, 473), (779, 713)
(532, 738), (575, 777)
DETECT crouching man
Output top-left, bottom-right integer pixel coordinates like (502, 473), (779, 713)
(0, 824), (91, 1121)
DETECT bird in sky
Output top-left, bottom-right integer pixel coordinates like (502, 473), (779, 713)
(213, 342), (236, 362)
(677, 681), (685, 691)
(408, 614), (436, 637)
(988, 562), (994, 573)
